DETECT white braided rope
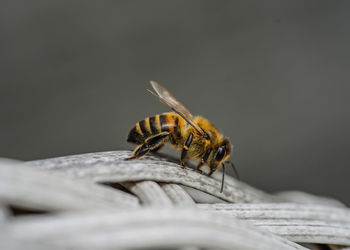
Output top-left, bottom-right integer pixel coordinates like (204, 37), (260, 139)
(0, 151), (348, 249)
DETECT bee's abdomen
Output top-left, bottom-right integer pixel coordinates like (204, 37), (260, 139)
(127, 113), (181, 144)
(127, 123), (144, 144)
(127, 115), (161, 144)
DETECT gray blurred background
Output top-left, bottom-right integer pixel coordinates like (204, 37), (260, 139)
(1, 1), (349, 205)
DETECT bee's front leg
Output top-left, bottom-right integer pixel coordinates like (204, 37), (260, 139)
(196, 148), (212, 174)
(180, 133), (193, 168)
(196, 161), (204, 174)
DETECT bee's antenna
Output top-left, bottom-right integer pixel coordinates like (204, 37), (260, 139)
(226, 160), (240, 180)
(220, 163), (225, 193)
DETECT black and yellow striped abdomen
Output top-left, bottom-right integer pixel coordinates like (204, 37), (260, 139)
(127, 112), (184, 145)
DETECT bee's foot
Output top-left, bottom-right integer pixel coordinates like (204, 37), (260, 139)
(124, 156), (135, 161)
(197, 169), (204, 174)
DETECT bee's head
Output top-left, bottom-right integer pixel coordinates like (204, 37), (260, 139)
(209, 138), (233, 175)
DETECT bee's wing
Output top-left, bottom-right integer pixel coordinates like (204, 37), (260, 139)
(149, 81), (206, 137)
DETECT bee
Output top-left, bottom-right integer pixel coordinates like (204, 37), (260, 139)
(125, 81), (238, 192)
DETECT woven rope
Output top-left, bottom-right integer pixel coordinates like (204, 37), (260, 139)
(1, 151), (349, 249)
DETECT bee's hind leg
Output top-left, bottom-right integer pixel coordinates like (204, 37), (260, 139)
(150, 144), (164, 152)
(125, 144), (149, 161)
(125, 132), (170, 160)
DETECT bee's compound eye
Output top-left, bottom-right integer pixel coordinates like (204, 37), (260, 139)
(215, 146), (225, 161)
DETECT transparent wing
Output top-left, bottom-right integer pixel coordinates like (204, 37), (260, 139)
(148, 81), (206, 137)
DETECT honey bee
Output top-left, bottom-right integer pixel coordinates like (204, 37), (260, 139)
(125, 81), (238, 192)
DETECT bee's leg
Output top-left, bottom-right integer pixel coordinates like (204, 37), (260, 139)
(150, 144), (164, 152)
(125, 144), (149, 161)
(145, 132), (170, 149)
(196, 148), (212, 174)
(180, 133), (193, 168)
(196, 162), (204, 174)
(125, 132), (170, 160)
